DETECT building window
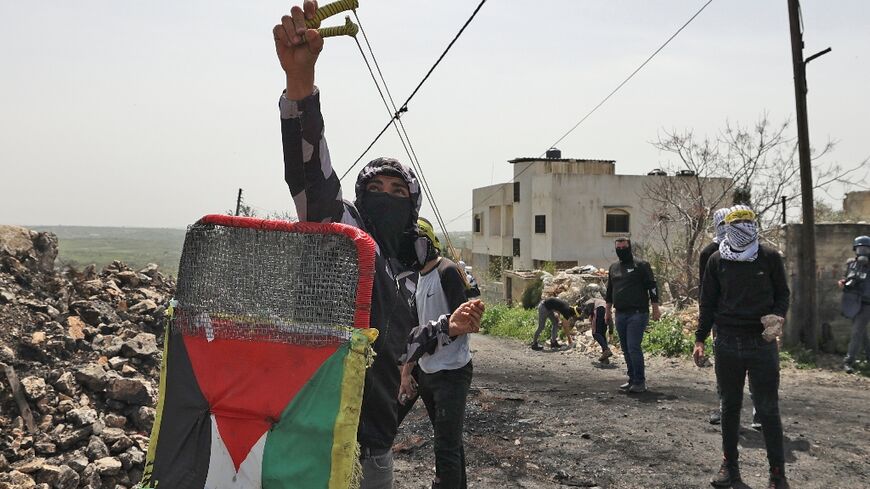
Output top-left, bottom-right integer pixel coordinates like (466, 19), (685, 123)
(605, 209), (630, 234)
(489, 206), (501, 236)
(473, 214), (482, 233)
(513, 238), (520, 257)
(513, 182), (520, 202)
(534, 215), (546, 234)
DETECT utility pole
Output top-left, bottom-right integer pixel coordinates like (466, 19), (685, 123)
(235, 188), (243, 216)
(781, 196), (787, 225)
(786, 0), (830, 351)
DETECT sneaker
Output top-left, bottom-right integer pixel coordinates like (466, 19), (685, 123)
(751, 414), (762, 431)
(844, 363), (855, 374)
(767, 467), (789, 489)
(619, 382), (631, 391)
(708, 410), (721, 425)
(598, 349), (613, 362)
(530, 343), (543, 351)
(550, 340), (561, 349)
(710, 461), (740, 487)
(628, 383), (647, 393)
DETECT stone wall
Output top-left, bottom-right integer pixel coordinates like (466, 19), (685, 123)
(781, 222), (870, 352)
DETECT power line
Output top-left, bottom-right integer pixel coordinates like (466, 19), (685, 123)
(339, 0), (488, 182)
(352, 10), (455, 254)
(445, 0), (715, 226)
(349, 12), (455, 254)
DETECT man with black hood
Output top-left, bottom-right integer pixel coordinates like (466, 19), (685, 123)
(604, 237), (661, 393)
(273, 3), (484, 487)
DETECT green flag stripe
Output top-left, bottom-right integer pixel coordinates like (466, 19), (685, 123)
(262, 343), (349, 488)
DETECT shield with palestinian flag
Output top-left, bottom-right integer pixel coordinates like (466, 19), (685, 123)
(139, 215), (377, 489)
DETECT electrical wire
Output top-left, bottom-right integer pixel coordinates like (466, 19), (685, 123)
(352, 10), (455, 254)
(339, 0), (488, 184)
(349, 22), (454, 255)
(445, 0), (715, 226)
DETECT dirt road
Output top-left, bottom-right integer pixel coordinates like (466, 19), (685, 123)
(393, 334), (870, 489)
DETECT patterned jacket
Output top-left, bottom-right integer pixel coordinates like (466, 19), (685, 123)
(279, 88), (454, 449)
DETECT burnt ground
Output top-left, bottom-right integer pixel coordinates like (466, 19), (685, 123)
(392, 334), (870, 489)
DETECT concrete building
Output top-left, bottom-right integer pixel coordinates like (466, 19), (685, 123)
(470, 151), (732, 279)
(843, 191), (870, 220)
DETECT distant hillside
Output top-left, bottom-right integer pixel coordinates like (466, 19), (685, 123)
(32, 225), (186, 277)
(26, 226), (472, 278)
(438, 230), (472, 249)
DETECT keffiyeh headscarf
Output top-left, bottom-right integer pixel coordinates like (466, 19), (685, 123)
(719, 205), (759, 262)
(712, 207), (730, 243)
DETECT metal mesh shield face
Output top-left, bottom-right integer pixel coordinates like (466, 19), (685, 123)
(173, 215), (376, 346)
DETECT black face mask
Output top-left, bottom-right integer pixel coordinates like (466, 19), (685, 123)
(615, 246), (633, 263)
(360, 191), (413, 258)
(414, 235), (440, 267)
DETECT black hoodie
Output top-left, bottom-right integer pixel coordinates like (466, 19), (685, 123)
(280, 88), (454, 450)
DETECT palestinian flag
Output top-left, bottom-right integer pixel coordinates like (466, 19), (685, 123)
(139, 215), (377, 489)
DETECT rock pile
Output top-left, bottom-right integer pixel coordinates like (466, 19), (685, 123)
(541, 265), (608, 305)
(0, 225), (173, 489)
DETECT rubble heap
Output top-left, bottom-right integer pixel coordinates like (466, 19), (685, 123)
(0, 225), (173, 489)
(540, 265), (608, 305)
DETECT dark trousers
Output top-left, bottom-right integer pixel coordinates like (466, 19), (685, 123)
(615, 311), (648, 384)
(418, 361), (473, 489)
(714, 333), (785, 472)
(846, 304), (870, 364)
(592, 319), (609, 351)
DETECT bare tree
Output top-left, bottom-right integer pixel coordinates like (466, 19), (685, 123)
(642, 115), (866, 305)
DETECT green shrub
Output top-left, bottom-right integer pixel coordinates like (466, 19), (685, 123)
(540, 261), (557, 275)
(520, 279), (543, 310)
(481, 304), (537, 342)
(779, 346), (817, 369)
(642, 316), (693, 357)
(641, 315), (710, 357)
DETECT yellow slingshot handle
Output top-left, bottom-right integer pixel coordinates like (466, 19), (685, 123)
(317, 16), (359, 39)
(305, 0), (360, 28)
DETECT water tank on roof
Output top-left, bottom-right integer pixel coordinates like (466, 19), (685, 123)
(546, 148), (562, 159)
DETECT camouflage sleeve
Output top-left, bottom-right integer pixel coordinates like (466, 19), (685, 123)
(398, 314), (452, 364)
(279, 88), (349, 223)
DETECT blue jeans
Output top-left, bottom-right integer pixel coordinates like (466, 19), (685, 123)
(715, 333), (784, 472)
(615, 311), (648, 385)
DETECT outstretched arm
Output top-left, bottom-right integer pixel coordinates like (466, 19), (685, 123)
(399, 300), (485, 364)
(274, 2), (348, 223)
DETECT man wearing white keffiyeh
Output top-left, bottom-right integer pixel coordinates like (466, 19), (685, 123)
(693, 205), (792, 488)
(719, 205), (759, 262)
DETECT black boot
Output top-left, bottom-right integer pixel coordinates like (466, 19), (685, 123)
(708, 409), (721, 425)
(767, 467), (789, 489)
(710, 460), (740, 487)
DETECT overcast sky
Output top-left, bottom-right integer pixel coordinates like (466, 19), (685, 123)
(1, 0), (867, 231)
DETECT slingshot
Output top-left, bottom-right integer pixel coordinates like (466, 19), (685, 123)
(307, 0), (360, 39)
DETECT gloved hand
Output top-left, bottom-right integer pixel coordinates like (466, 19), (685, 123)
(760, 314), (785, 343)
